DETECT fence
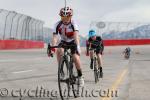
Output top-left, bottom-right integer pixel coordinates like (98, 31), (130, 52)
(0, 9), (44, 41)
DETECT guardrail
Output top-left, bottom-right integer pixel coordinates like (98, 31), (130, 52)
(0, 40), (44, 50)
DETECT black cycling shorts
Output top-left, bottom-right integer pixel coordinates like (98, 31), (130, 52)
(58, 40), (79, 55)
(91, 44), (103, 55)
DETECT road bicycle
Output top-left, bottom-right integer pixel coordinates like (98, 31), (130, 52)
(49, 44), (79, 100)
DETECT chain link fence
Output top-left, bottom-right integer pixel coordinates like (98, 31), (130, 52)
(0, 9), (44, 41)
(90, 21), (150, 39)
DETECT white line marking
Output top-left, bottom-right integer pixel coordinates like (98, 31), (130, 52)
(0, 58), (44, 63)
(12, 70), (33, 74)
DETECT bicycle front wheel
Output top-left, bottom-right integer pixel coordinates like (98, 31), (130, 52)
(58, 57), (70, 100)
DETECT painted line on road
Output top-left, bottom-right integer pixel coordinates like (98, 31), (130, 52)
(0, 57), (45, 63)
(12, 70), (33, 74)
(101, 68), (128, 100)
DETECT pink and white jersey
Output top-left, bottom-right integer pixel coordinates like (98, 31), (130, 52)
(53, 20), (79, 42)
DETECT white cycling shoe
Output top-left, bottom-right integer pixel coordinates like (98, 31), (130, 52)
(78, 76), (84, 87)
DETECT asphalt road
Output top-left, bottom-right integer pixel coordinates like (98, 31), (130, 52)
(0, 45), (150, 100)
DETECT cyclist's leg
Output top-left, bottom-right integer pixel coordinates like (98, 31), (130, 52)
(97, 53), (103, 68)
(70, 41), (84, 86)
(96, 49), (103, 72)
(89, 44), (95, 69)
(69, 40), (83, 77)
(96, 52), (103, 78)
(73, 54), (82, 76)
(89, 50), (94, 69)
(56, 48), (64, 63)
(72, 53), (84, 86)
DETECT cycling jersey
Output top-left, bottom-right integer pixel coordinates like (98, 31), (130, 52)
(53, 20), (79, 43)
(125, 47), (131, 53)
(86, 36), (104, 54)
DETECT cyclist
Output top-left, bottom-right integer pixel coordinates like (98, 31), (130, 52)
(86, 29), (104, 78)
(123, 47), (131, 59)
(49, 7), (84, 86)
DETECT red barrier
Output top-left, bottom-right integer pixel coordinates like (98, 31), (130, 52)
(0, 40), (44, 50)
(103, 39), (150, 46)
(0, 39), (150, 50)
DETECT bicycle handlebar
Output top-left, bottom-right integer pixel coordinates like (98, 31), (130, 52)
(47, 43), (76, 58)
(50, 44), (76, 49)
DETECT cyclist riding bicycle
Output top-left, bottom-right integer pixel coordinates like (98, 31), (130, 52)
(123, 47), (131, 59)
(48, 7), (84, 86)
(86, 29), (104, 78)
(125, 47), (131, 53)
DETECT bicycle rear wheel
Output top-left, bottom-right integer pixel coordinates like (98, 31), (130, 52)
(58, 57), (70, 100)
(94, 57), (99, 83)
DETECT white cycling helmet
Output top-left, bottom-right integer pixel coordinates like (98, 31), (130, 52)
(59, 7), (73, 17)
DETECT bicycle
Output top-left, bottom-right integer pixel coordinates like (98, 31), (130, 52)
(88, 41), (103, 83)
(49, 44), (80, 100)
(124, 51), (130, 59)
(89, 48), (101, 83)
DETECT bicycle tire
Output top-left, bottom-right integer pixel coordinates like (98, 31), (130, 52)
(69, 62), (79, 98)
(58, 56), (70, 100)
(94, 57), (99, 83)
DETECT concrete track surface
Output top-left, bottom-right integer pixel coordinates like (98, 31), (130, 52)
(0, 45), (150, 100)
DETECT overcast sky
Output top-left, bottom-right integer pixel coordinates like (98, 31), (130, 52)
(0, 0), (150, 36)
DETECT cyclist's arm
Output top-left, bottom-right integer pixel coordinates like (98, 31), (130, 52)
(86, 40), (89, 53)
(74, 31), (80, 46)
(101, 40), (104, 52)
(51, 21), (60, 46)
(51, 33), (58, 46)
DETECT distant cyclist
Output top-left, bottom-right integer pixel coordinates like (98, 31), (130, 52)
(123, 47), (131, 59)
(48, 7), (84, 86)
(86, 29), (104, 78)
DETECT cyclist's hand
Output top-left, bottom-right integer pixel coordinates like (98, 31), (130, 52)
(48, 48), (55, 57)
(47, 48), (52, 57)
(47, 44), (55, 57)
(51, 48), (56, 53)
